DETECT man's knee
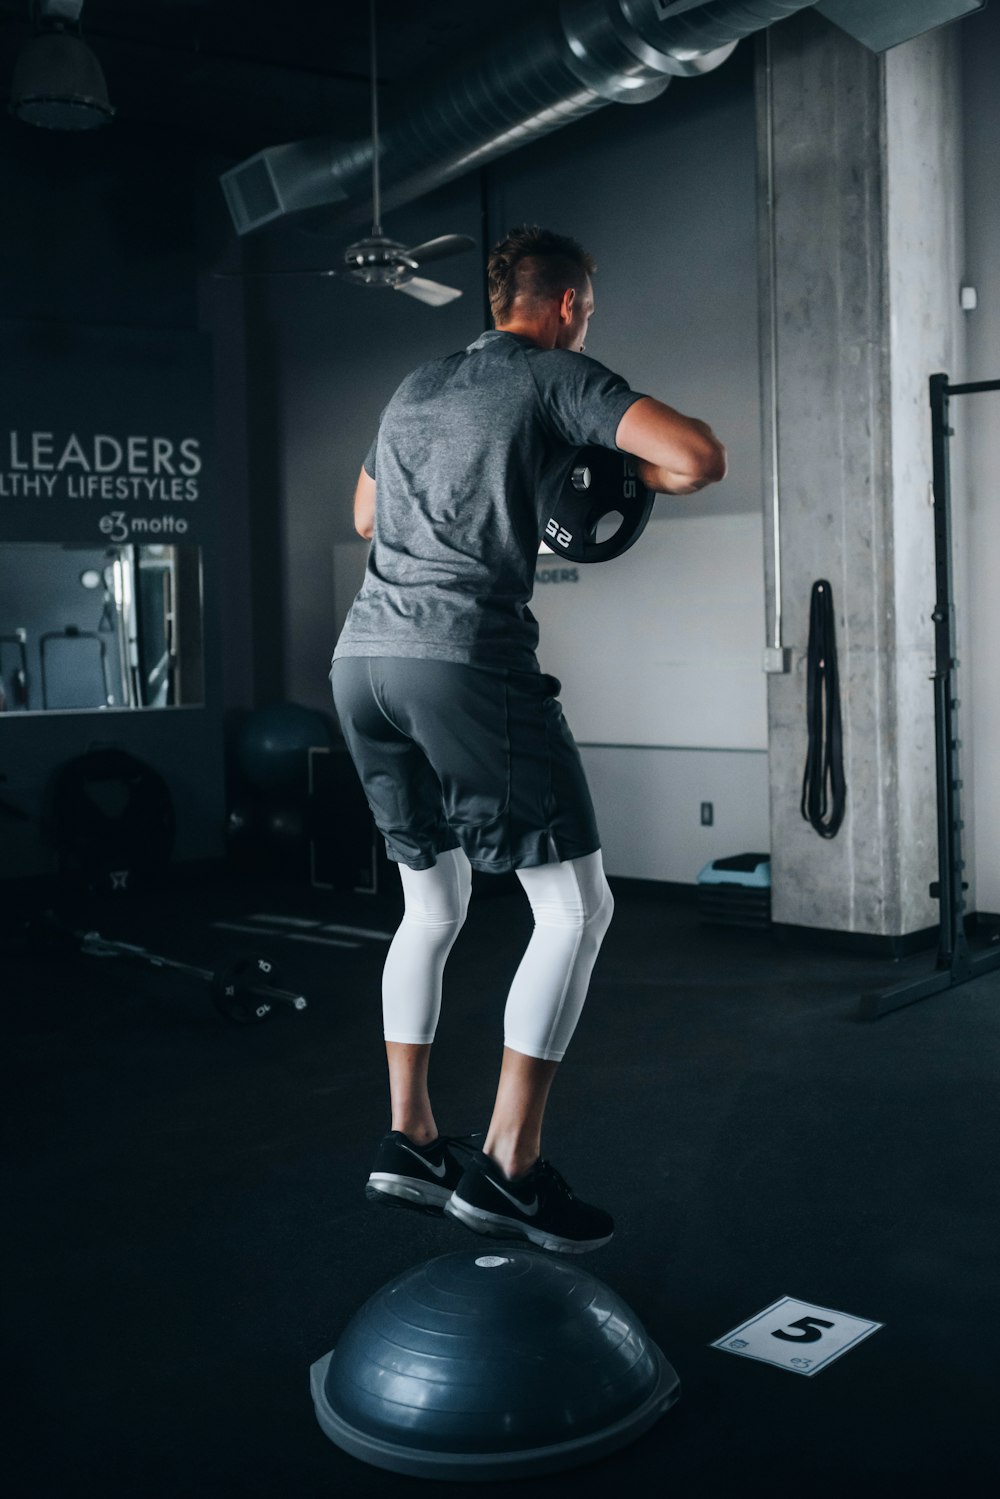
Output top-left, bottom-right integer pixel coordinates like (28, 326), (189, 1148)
(400, 889), (469, 932)
(398, 848), (472, 930)
(516, 856), (614, 936)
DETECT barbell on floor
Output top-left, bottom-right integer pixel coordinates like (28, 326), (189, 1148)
(77, 930), (308, 1024)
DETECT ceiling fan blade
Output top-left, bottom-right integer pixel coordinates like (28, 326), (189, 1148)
(404, 234), (476, 267)
(394, 277), (463, 307)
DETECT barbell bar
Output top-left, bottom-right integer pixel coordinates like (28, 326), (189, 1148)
(78, 930), (308, 1024)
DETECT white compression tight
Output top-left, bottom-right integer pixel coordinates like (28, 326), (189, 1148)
(381, 846), (614, 1062)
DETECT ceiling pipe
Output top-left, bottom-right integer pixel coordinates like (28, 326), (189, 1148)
(219, 0), (813, 237)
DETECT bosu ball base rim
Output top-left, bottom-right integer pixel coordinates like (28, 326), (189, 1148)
(309, 1247), (681, 1482)
(310, 1342), (679, 1481)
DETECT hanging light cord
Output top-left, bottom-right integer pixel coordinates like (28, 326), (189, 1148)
(369, 0), (382, 236)
(800, 579), (847, 839)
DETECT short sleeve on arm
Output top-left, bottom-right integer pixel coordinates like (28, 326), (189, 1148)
(528, 350), (648, 451)
(363, 432), (378, 479)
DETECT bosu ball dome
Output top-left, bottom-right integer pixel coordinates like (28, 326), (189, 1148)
(310, 1247), (680, 1481)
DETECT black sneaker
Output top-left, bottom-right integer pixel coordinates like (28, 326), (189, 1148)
(444, 1150), (614, 1254)
(366, 1130), (484, 1216)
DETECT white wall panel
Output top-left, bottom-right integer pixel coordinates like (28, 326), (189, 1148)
(533, 512), (768, 750)
(582, 746), (769, 883)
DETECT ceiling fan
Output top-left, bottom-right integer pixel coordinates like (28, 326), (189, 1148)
(218, 0), (475, 306)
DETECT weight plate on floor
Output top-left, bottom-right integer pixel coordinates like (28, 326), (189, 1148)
(211, 953), (279, 1024)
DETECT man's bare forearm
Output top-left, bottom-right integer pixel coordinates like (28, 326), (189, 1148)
(616, 399), (727, 495)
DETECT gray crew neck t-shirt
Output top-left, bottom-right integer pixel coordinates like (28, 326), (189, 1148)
(332, 329), (647, 673)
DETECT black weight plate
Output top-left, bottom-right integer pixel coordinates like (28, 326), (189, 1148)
(211, 953), (280, 1024)
(541, 446), (655, 564)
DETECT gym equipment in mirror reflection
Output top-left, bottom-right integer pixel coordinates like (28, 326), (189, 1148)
(0, 541), (204, 713)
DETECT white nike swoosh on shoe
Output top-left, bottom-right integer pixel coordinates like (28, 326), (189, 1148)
(397, 1141), (448, 1178)
(486, 1174), (539, 1216)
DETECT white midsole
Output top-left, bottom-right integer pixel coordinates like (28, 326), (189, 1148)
(444, 1192), (610, 1255)
(367, 1171), (453, 1208)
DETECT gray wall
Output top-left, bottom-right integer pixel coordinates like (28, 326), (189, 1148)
(255, 45), (771, 883)
(887, 26), (967, 928)
(492, 49), (770, 882)
(487, 49), (762, 524)
(237, 173), (486, 709)
(962, 3), (1000, 914)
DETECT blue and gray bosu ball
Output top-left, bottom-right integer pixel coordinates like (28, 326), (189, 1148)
(310, 1248), (680, 1481)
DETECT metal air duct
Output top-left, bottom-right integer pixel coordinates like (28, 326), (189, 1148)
(220, 0), (813, 237)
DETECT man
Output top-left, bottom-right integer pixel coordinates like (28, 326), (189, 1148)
(331, 225), (726, 1254)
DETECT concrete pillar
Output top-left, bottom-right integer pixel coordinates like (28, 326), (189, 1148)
(757, 12), (966, 938)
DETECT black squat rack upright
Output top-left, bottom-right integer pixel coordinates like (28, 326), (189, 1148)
(861, 371), (1000, 1020)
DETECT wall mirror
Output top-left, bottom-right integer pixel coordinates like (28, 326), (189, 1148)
(0, 542), (204, 713)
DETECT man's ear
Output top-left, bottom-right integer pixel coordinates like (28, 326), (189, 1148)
(560, 286), (576, 323)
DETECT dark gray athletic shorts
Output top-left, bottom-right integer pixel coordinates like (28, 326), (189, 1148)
(329, 656), (601, 873)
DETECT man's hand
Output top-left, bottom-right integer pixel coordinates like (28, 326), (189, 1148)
(354, 465), (375, 539)
(616, 397), (727, 495)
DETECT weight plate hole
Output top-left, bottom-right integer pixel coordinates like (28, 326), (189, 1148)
(593, 510), (625, 544)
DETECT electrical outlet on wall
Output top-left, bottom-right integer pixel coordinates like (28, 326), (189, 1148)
(700, 802), (714, 826)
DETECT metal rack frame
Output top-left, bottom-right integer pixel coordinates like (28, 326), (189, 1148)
(861, 372), (1000, 1020)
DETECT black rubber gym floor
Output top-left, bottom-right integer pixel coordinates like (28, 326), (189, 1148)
(5, 869), (999, 1498)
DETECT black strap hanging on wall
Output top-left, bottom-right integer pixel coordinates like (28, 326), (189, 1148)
(800, 579), (846, 839)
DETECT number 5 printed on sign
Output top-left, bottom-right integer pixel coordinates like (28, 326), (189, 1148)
(712, 1297), (883, 1376)
(771, 1316), (835, 1344)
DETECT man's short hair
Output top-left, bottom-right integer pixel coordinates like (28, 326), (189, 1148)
(487, 225), (597, 325)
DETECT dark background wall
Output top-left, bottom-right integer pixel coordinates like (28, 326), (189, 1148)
(0, 117), (233, 872)
(0, 110), (229, 325)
